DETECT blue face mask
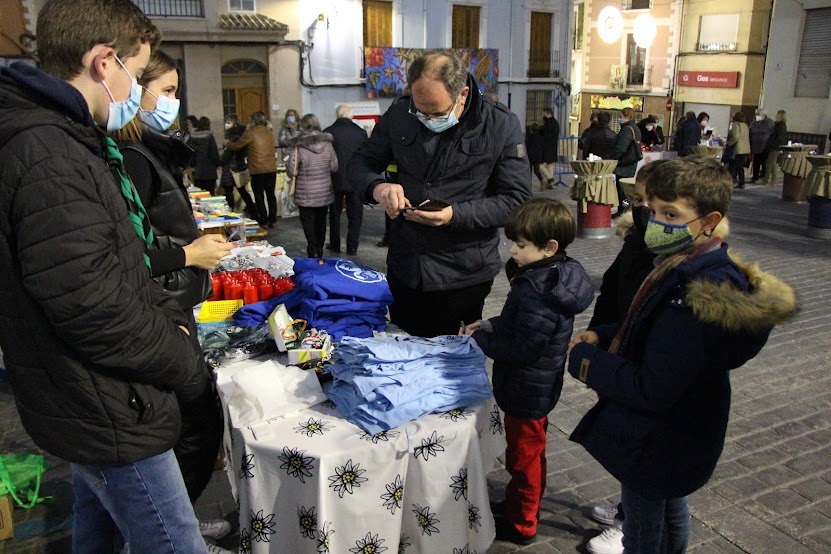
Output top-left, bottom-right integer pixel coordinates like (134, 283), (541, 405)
(101, 55), (142, 132)
(413, 95), (461, 133)
(287, 115), (296, 124)
(138, 89), (180, 132)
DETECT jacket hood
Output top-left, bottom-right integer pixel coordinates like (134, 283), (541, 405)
(188, 129), (214, 140)
(0, 63), (102, 156)
(512, 256), (594, 316)
(283, 130), (333, 153)
(0, 62), (94, 127)
(686, 254), (798, 333)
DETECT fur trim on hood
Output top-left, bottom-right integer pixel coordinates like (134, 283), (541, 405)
(282, 130), (333, 149)
(616, 211), (731, 239)
(686, 256), (798, 333)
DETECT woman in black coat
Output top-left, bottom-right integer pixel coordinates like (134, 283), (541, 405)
(526, 122), (549, 190)
(540, 108), (560, 180)
(111, 50), (233, 516)
(764, 110), (788, 185)
(189, 116), (221, 195)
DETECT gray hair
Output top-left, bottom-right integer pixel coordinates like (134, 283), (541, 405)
(407, 51), (467, 98)
(335, 104), (353, 119)
(755, 107), (767, 116)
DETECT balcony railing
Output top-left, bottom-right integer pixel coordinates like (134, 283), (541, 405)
(527, 50), (562, 79)
(132, 0), (204, 18)
(696, 42), (738, 52)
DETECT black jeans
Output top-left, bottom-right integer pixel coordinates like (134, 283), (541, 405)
(731, 154), (748, 187)
(387, 272), (493, 337)
(250, 172), (277, 226)
(298, 206), (329, 257)
(195, 178), (215, 196)
(328, 191), (364, 253)
(751, 150), (767, 181)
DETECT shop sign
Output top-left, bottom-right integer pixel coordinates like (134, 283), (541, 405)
(678, 71), (739, 88)
(589, 94), (645, 111)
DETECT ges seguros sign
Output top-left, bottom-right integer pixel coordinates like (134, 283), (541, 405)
(678, 71), (739, 88)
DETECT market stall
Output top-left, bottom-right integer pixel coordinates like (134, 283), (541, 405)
(196, 251), (506, 554)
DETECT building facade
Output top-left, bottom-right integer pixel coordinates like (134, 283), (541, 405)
(763, 0), (831, 146)
(572, 0), (682, 137)
(673, 0), (773, 143)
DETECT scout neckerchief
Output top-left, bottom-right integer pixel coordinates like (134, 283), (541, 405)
(103, 136), (154, 269)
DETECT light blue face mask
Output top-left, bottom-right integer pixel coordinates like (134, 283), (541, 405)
(138, 89), (181, 132)
(412, 95), (461, 133)
(101, 56), (142, 132)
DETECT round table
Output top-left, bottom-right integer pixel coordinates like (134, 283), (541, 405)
(569, 160), (618, 239)
(618, 177), (637, 201)
(778, 145), (818, 202)
(804, 154), (831, 239)
(688, 145), (723, 159)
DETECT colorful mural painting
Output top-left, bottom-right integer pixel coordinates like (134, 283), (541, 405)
(364, 47), (499, 99)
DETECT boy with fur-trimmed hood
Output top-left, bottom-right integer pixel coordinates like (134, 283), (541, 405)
(568, 156), (797, 553)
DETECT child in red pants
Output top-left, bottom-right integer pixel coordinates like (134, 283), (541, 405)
(462, 198), (593, 544)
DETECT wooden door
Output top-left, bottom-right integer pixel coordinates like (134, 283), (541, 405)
(529, 12), (552, 78)
(237, 87), (267, 124)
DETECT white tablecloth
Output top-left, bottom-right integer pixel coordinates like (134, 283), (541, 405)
(216, 363), (506, 554)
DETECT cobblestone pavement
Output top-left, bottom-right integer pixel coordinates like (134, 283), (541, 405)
(1, 177), (829, 553)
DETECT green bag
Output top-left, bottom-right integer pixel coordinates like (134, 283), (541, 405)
(0, 453), (51, 509)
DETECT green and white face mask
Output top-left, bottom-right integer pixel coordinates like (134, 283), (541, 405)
(643, 216), (705, 255)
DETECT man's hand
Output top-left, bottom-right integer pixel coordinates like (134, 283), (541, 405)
(372, 182), (409, 217)
(404, 205), (453, 227)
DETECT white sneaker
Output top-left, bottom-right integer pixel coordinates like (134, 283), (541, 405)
(591, 502), (620, 525)
(199, 518), (232, 540)
(204, 538), (235, 554)
(587, 523), (624, 554)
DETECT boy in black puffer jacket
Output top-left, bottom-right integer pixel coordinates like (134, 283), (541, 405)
(461, 198), (594, 545)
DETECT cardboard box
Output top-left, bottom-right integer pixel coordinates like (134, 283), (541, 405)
(0, 494), (13, 540)
(267, 304), (298, 352)
(287, 333), (333, 365)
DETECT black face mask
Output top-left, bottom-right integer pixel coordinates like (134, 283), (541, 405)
(632, 205), (650, 232)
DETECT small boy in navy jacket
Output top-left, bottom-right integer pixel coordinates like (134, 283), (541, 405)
(461, 198), (594, 544)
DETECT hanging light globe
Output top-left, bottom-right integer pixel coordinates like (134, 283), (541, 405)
(633, 13), (657, 48)
(597, 6), (623, 43)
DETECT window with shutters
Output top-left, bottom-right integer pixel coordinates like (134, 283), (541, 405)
(363, 0), (393, 47)
(452, 5), (480, 48)
(795, 7), (831, 98)
(529, 11), (553, 78)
